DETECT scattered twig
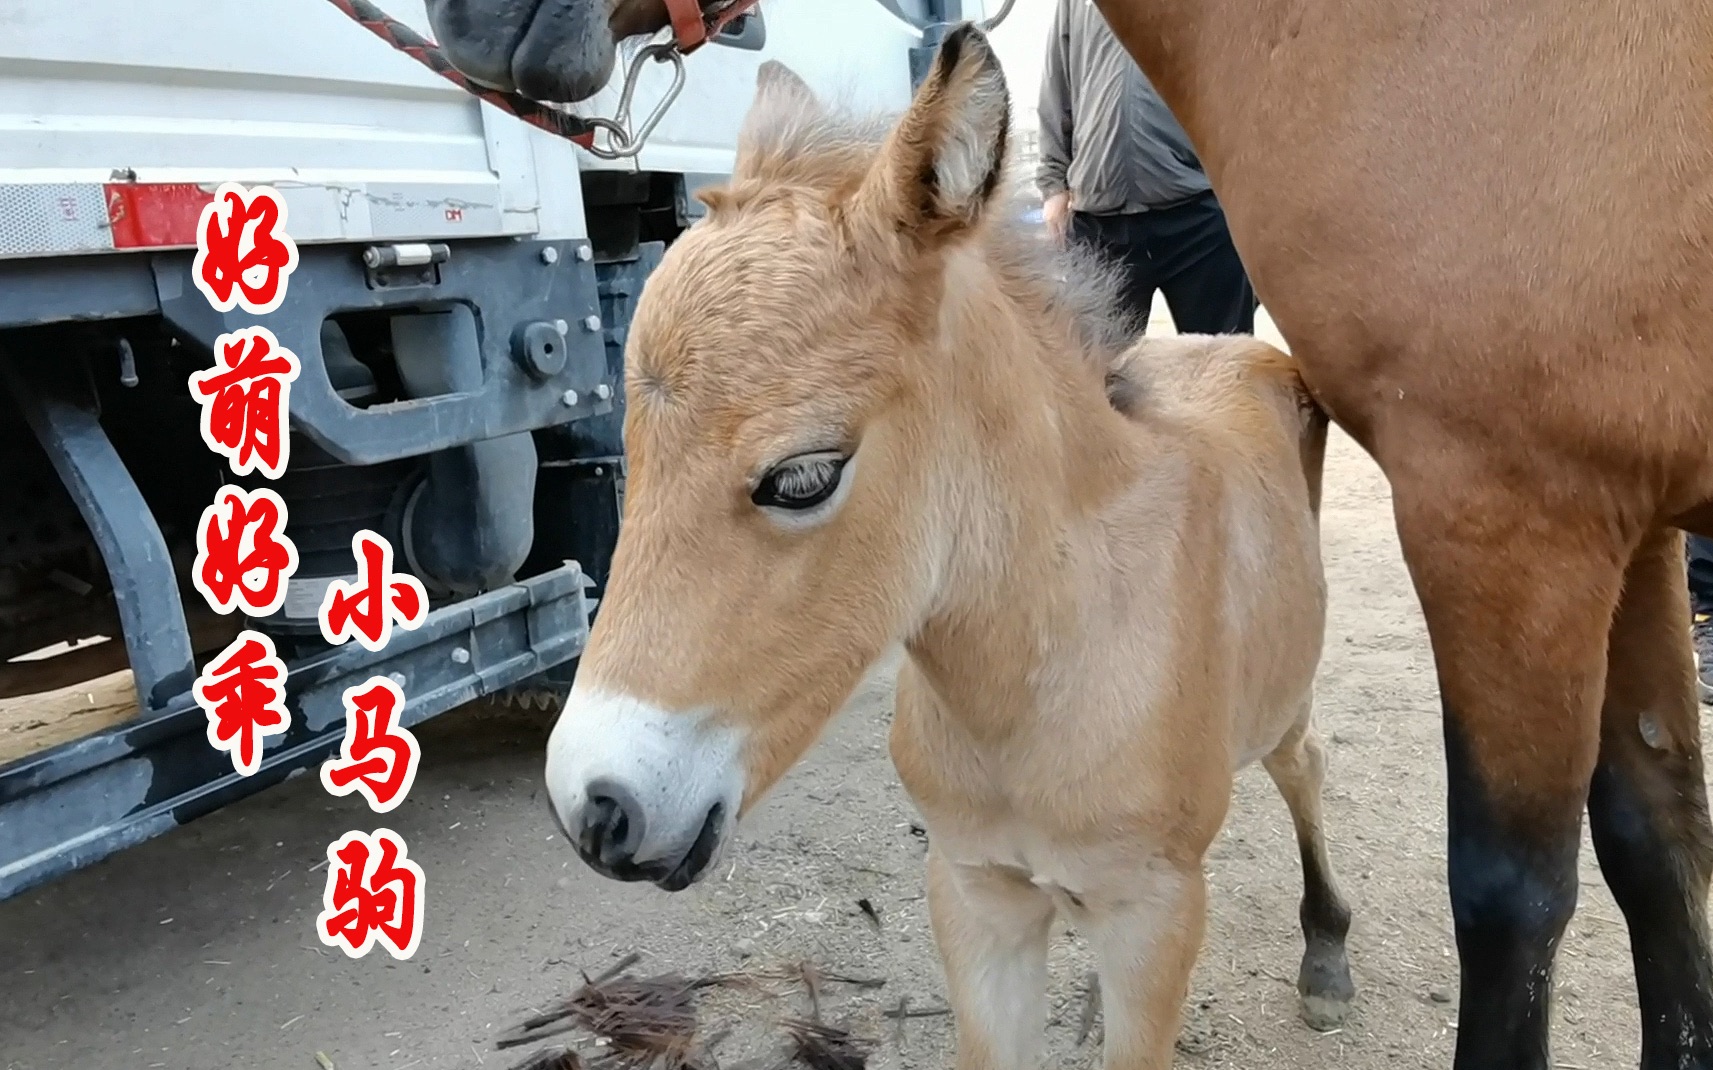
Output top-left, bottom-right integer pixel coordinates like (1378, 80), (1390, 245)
(497, 954), (888, 1070)
(783, 1019), (872, 1070)
(1076, 971), (1101, 1047)
(501, 1049), (580, 1070)
(591, 953), (644, 986)
(799, 962), (823, 1023)
(880, 1005), (950, 1021)
(855, 899), (880, 931)
(494, 1017), (584, 1050)
(313, 1053), (336, 1070)
(497, 956), (732, 1070)
(753, 966), (884, 991)
(844, 865), (895, 879)
(814, 972), (886, 991)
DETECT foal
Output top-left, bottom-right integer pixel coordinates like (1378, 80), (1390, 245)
(543, 29), (1352, 1067)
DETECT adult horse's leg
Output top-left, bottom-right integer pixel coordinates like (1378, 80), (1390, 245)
(1589, 526), (1713, 1067)
(1391, 459), (1624, 1070)
(1262, 698), (1355, 1031)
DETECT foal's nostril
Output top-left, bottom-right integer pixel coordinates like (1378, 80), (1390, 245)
(580, 795), (622, 856)
(576, 781), (646, 867)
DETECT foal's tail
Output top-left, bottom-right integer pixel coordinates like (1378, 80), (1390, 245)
(1234, 345), (1330, 520)
(1296, 376), (1330, 519)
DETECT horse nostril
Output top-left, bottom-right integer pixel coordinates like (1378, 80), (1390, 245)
(577, 781), (646, 867)
(587, 794), (625, 850)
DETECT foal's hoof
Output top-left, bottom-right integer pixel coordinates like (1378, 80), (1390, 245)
(1299, 993), (1351, 1032)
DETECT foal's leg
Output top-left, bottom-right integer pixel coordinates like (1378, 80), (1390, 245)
(1263, 699), (1356, 1030)
(1084, 859), (1209, 1070)
(1391, 472), (1622, 1070)
(1589, 526), (1713, 1067)
(926, 848), (1055, 1070)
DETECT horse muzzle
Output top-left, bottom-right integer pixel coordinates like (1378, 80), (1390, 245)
(544, 688), (745, 891)
(425, 0), (618, 103)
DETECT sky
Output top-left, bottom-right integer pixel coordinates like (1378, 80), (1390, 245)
(979, 0), (1056, 131)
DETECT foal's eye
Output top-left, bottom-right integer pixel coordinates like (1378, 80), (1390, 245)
(752, 452), (849, 511)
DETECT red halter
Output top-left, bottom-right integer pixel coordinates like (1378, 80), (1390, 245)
(663, 0), (765, 54)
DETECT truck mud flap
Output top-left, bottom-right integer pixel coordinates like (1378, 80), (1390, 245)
(0, 561), (590, 902)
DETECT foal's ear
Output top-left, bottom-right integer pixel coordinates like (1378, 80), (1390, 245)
(734, 60), (821, 167)
(755, 59), (817, 112)
(859, 23), (1010, 239)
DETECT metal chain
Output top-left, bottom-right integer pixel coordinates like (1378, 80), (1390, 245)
(980, 0), (1019, 32)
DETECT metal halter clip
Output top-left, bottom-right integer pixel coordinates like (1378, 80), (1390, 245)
(569, 42), (688, 161)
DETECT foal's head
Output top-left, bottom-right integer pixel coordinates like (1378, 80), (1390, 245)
(544, 25), (1122, 890)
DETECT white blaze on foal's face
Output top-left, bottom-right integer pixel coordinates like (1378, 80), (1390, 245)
(543, 30), (1014, 890)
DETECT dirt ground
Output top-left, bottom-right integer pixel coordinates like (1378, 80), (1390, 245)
(0, 308), (1666, 1069)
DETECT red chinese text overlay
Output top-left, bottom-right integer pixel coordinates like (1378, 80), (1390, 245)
(318, 531), (428, 653)
(188, 326), (302, 480)
(320, 677), (421, 814)
(317, 828), (425, 960)
(192, 485), (300, 617)
(193, 630), (291, 777)
(191, 183), (300, 316)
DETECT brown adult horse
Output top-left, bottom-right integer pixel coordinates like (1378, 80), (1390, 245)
(422, 2), (1713, 1068)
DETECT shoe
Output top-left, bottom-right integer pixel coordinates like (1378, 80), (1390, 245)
(1694, 614), (1713, 705)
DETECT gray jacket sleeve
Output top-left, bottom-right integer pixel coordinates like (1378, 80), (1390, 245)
(1035, 0), (1073, 199)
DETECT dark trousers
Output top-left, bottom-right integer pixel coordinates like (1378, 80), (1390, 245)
(1070, 191), (1259, 335)
(1690, 535), (1713, 618)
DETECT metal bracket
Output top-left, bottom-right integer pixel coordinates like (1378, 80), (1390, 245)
(0, 354), (195, 711)
(909, 21), (954, 90)
(362, 242), (451, 290)
(712, 9), (766, 51)
(153, 239), (614, 467)
(0, 561), (591, 901)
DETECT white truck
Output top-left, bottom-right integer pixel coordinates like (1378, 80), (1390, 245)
(0, 0), (979, 900)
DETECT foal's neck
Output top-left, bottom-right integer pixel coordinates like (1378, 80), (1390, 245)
(902, 249), (1166, 739)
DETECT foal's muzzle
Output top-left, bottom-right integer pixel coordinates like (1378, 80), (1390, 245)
(544, 688), (745, 893)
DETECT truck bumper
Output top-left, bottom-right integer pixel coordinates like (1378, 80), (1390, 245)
(0, 561), (589, 901)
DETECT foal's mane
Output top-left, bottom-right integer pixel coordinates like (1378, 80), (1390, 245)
(704, 91), (1147, 410)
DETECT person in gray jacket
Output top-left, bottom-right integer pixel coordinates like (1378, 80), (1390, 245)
(1037, 0), (1257, 334)
(1689, 536), (1713, 701)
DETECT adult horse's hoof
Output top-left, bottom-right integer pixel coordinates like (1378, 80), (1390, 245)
(1300, 993), (1352, 1032)
(1298, 940), (1355, 1031)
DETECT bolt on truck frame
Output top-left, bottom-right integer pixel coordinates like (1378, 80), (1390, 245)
(0, 0), (989, 901)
